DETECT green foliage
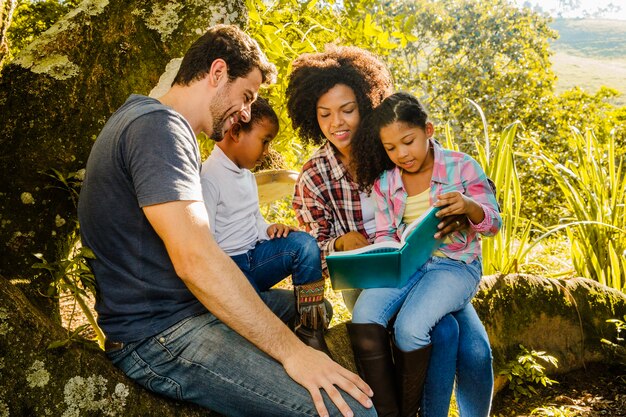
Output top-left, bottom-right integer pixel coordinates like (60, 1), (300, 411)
(601, 316), (626, 365)
(536, 128), (626, 291)
(499, 345), (559, 401)
(245, 0), (407, 170)
(32, 238), (105, 349)
(383, 0), (557, 138)
(31, 167), (104, 347)
(41, 167), (85, 207)
(260, 197), (298, 227)
(6, 0), (79, 61)
(443, 104), (553, 275)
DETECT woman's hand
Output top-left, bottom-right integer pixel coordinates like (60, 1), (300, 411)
(434, 214), (468, 239)
(334, 231), (369, 251)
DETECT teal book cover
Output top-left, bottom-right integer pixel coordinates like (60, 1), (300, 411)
(327, 207), (443, 290)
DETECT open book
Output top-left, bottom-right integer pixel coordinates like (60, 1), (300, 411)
(326, 206), (443, 290)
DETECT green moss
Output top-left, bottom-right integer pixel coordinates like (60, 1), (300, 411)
(0, 398), (9, 417)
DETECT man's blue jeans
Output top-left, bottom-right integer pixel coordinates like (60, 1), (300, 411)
(230, 231), (323, 292)
(107, 289), (376, 417)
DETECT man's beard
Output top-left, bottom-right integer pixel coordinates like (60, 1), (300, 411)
(209, 112), (226, 141)
(209, 84), (231, 142)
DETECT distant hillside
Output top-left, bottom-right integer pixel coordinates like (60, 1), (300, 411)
(549, 19), (626, 106)
(551, 19), (626, 58)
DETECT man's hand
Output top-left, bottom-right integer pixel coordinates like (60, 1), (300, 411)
(267, 223), (298, 239)
(282, 346), (374, 417)
(334, 231), (369, 252)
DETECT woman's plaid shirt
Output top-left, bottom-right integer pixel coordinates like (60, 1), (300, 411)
(293, 142), (373, 272)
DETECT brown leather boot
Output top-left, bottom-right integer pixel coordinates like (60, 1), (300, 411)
(294, 279), (332, 356)
(392, 342), (432, 417)
(347, 322), (400, 417)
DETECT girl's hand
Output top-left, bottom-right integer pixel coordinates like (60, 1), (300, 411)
(434, 191), (471, 216)
(334, 231), (369, 251)
(267, 223), (298, 239)
(434, 191), (485, 225)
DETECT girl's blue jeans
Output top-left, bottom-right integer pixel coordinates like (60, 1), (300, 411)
(351, 256), (482, 349)
(107, 289), (376, 417)
(351, 256), (492, 417)
(230, 231), (323, 292)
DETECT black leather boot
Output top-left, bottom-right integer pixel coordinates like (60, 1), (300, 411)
(347, 322), (400, 417)
(392, 342), (432, 417)
(294, 279), (332, 356)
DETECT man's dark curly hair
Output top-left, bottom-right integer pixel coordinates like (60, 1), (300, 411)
(353, 92), (429, 189)
(173, 24), (277, 86)
(285, 45), (393, 146)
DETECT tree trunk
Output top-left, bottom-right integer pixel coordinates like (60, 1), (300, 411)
(326, 274), (626, 395)
(2, 274), (625, 412)
(0, 0), (16, 65)
(0, 275), (222, 416)
(0, 0), (247, 315)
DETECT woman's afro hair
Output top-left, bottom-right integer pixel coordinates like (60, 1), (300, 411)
(286, 45), (393, 146)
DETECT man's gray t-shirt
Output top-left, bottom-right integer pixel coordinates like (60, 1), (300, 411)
(78, 94), (207, 342)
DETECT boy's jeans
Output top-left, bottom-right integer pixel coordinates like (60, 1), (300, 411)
(230, 231), (322, 292)
(107, 289), (376, 417)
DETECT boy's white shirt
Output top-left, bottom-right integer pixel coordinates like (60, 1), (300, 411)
(200, 146), (270, 256)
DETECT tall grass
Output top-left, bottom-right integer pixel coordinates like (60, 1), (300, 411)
(444, 101), (544, 275)
(538, 128), (626, 291)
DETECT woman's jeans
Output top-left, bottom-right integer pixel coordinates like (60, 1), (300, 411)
(352, 256), (482, 350)
(423, 304), (493, 417)
(230, 231), (322, 292)
(107, 289), (376, 417)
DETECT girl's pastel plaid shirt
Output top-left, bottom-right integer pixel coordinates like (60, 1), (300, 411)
(373, 138), (502, 264)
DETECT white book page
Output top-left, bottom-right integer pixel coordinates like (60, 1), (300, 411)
(400, 206), (436, 243)
(328, 240), (402, 257)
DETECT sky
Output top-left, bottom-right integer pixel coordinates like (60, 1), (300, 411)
(514, 0), (626, 20)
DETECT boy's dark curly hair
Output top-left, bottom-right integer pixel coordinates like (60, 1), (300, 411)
(353, 92), (429, 189)
(285, 45), (393, 146)
(239, 96), (279, 133)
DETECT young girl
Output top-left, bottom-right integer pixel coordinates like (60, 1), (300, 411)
(350, 92), (502, 416)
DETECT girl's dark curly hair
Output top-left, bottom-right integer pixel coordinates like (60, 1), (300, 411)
(286, 45), (393, 146)
(353, 92), (429, 189)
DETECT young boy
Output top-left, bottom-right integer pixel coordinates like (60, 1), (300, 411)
(200, 97), (331, 354)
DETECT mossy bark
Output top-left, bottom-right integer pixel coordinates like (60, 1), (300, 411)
(0, 0), (247, 315)
(474, 274), (626, 392)
(0, 0), (16, 64)
(0, 277), (220, 416)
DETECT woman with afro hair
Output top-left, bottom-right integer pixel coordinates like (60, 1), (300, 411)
(286, 46), (494, 417)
